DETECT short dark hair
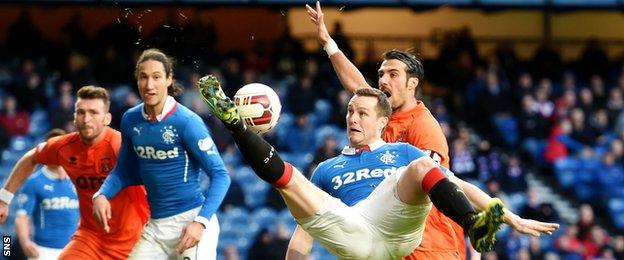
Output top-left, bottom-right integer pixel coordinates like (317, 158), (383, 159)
(45, 128), (66, 141)
(135, 48), (184, 96)
(354, 88), (392, 118)
(76, 85), (111, 111)
(382, 49), (424, 80)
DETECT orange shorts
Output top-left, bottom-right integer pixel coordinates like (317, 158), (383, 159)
(59, 227), (142, 260)
(403, 250), (461, 260)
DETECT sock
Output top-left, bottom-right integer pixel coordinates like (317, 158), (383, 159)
(232, 128), (292, 188)
(423, 167), (477, 229)
(224, 117), (246, 133)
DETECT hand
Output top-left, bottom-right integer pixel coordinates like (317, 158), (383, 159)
(305, 1), (331, 46)
(506, 211), (560, 237)
(20, 239), (39, 258)
(176, 221), (205, 254)
(92, 195), (112, 233)
(0, 202), (9, 225)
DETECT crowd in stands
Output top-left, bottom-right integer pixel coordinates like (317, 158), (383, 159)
(0, 10), (623, 260)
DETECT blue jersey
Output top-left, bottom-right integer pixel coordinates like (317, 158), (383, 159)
(99, 97), (230, 221)
(16, 167), (79, 249)
(311, 142), (450, 206)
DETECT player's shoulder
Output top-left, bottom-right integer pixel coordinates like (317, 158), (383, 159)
(174, 102), (200, 120)
(123, 103), (145, 120)
(25, 168), (45, 183)
(317, 154), (347, 171)
(37, 132), (80, 151)
(382, 142), (415, 151)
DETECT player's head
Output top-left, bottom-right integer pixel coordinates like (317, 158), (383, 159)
(74, 85), (112, 145)
(378, 50), (424, 110)
(346, 88), (391, 148)
(134, 48), (183, 109)
(45, 128), (66, 141)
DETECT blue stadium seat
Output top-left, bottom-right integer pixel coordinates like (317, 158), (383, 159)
(28, 109), (50, 137)
(554, 157), (579, 188)
(313, 99), (332, 125)
(220, 206), (249, 227)
(250, 207), (278, 228)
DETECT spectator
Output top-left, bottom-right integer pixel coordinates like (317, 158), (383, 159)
(450, 139), (477, 180)
(554, 224), (584, 259)
(0, 95), (30, 137)
(308, 135), (340, 177)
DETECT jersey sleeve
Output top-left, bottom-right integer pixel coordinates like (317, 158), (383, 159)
(99, 113), (143, 199)
(16, 176), (37, 216)
(309, 161), (327, 191)
(183, 114), (231, 222)
(408, 111), (450, 168)
(34, 135), (66, 165)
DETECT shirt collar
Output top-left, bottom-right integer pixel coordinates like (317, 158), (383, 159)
(142, 96), (176, 122)
(341, 139), (386, 155)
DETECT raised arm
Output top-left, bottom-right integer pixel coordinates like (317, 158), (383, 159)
(450, 175), (560, 236)
(286, 225), (314, 260)
(0, 148), (38, 224)
(306, 1), (370, 93)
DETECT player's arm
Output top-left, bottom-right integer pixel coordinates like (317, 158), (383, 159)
(96, 131), (142, 200)
(407, 145), (559, 236)
(286, 225), (314, 260)
(306, 1), (370, 93)
(449, 174), (559, 236)
(184, 116), (231, 224)
(176, 115), (231, 253)
(0, 148), (38, 224)
(14, 180), (39, 258)
(93, 117), (142, 232)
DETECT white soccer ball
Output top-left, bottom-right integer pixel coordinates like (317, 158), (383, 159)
(234, 83), (282, 135)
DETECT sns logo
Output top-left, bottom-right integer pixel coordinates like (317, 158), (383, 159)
(134, 146), (179, 160)
(41, 196), (79, 210)
(331, 166), (406, 190)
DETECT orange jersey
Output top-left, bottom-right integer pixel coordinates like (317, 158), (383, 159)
(34, 127), (149, 241)
(384, 101), (466, 260)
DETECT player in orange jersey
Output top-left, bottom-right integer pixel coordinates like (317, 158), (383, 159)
(292, 2), (559, 260)
(0, 86), (149, 260)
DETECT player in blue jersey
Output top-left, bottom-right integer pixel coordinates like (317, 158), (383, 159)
(14, 129), (79, 260)
(198, 76), (559, 259)
(92, 49), (231, 260)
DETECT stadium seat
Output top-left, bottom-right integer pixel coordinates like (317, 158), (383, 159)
(250, 207), (278, 228)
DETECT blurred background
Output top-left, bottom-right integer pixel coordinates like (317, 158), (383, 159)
(0, 0), (623, 259)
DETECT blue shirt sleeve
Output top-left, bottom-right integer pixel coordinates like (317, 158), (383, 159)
(99, 114), (143, 199)
(183, 115), (231, 220)
(310, 161), (326, 191)
(16, 177), (37, 216)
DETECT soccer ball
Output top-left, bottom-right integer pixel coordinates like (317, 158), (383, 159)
(234, 83), (282, 134)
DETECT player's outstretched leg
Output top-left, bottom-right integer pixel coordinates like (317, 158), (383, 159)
(467, 198), (505, 252)
(197, 74), (292, 187)
(197, 74), (330, 219)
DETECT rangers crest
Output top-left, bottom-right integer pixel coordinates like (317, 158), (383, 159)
(161, 125), (178, 145)
(378, 150), (398, 165)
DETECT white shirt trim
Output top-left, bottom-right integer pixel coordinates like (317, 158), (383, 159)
(341, 139), (386, 155)
(141, 96), (176, 122)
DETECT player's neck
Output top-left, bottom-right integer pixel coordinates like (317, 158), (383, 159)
(81, 130), (107, 146)
(393, 98), (418, 113)
(145, 103), (165, 120)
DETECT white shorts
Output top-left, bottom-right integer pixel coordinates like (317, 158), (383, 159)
(298, 167), (431, 259)
(128, 207), (219, 260)
(28, 245), (62, 260)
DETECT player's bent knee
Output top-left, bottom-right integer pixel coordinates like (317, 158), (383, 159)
(407, 157), (437, 178)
